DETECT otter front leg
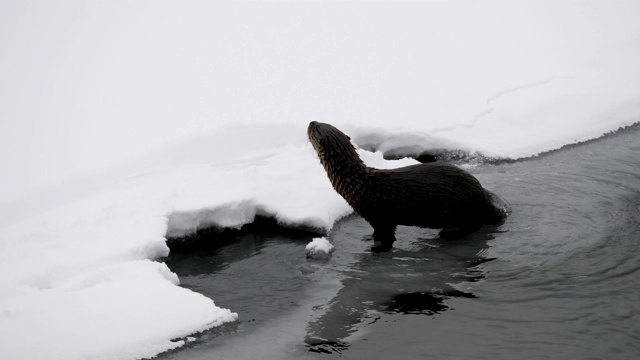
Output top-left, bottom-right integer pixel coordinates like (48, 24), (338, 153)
(370, 224), (396, 252)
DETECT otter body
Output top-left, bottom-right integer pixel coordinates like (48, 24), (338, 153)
(308, 121), (506, 251)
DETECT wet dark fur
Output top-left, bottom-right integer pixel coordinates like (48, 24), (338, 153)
(308, 121), (506, 251)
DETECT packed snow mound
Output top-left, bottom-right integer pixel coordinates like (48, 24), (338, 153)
(0, 181), (238, 360)
(306, 237), (335, 260)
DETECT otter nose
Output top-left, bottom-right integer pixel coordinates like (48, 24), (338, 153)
(309, 121), (318, 127)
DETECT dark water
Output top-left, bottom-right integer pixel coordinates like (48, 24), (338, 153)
(159, 125), (640, 360)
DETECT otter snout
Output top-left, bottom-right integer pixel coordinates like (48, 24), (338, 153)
(307, 121), (321, 136)
(308, 121), (320, 141)
(307, 122), (350, 142)
(308, 121), (329, 145)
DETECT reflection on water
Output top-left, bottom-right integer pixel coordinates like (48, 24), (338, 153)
(158, 124), (640, 360)
(383, 290), (476, 314)
(303, 216), (494, 354)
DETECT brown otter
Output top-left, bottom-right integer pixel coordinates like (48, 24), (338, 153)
(307, 121), (507, 252)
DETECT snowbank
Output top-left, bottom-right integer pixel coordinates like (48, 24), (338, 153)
(0, 177), (238, 360)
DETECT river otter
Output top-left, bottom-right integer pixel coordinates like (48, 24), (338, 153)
(308, 121), (506, 252)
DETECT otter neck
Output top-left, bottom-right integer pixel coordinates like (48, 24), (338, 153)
(322, 154), (369, 210)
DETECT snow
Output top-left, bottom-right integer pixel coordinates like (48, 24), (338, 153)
(1, 0), (640, 359)
(306, 237), (335, 260)
(0, 175), (238, 360)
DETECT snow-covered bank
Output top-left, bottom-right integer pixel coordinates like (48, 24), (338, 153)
(2, 0), (640, 359)
(0, 173), (238, 360)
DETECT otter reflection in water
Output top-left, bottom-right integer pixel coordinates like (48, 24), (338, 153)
(308, 121), (508, 251)
(305, 215), (493, 354)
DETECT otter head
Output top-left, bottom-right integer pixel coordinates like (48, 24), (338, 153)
(308, 121), (367, 206)
(307, 121), (362, 168)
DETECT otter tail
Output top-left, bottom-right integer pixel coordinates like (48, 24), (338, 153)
(483, 189), (511, 225)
